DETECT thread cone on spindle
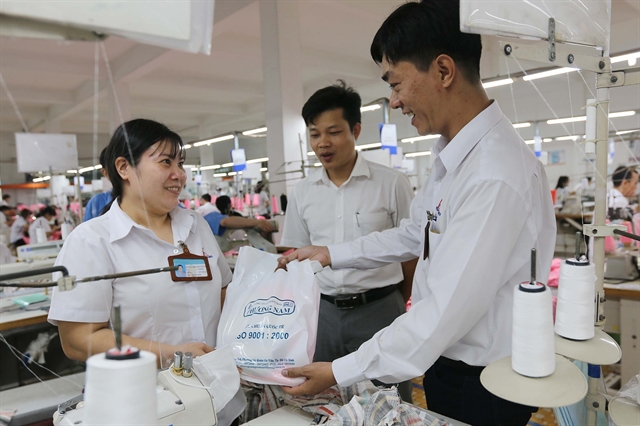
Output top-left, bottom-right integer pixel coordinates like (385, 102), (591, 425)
(555, 260), (596, 340)
(512, 281), (556, 378)
(83, 350), (157, 425)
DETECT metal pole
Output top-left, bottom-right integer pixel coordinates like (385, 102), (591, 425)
(381, 98), (390, 124)
(593, 85), (609, 327)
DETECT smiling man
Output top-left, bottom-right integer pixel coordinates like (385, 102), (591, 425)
(280, 80), (416, 401)
(278, 1), (556, 425)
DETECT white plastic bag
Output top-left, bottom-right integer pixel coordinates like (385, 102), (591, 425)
(217, 246), (320, 386)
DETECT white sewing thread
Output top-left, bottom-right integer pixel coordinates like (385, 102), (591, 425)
(555, 261), (596, 340)
(83, 351), (157, 425)
(512, 282), (555, 378)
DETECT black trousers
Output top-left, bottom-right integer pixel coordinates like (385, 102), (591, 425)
(423, 358), (536, 426)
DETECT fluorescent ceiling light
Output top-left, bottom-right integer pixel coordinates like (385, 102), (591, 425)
(33, 176), (51, 182)
(78, 166), (95, 173)
(547, 111), (635, 124)
(213, 173), (227, 177)
(523, 67), (578, 81)
(482, 78), (513, 89)
(200, 165), (220, 171)
(183, 144), (192, 149)
(66, 169), (77, 174)
(307, 151), (316, 157)
(314, 162), (322, 167)
(246, 157), (268, 164)
(609, 111), (636, 118)
(405, 151), (431, 158)
(616, 129), (639, 135)
(525, 140), (535, 145)
(611, 51), (640, 64)
(260, 167), (268, 172)
(512, 122), (531, 129)
(547, 116), (586, 124)
(193, 134), (234, 147)
(242, 127), (267, 136)
(356, 143), (382, 150)
(221, 162), (234, 168)
(543, 138), (553, 142)
(401, 134), (440, 143)
(360, 104), (381, 112)
(555, 135), (582, 141)
(182, 165), (196, 169)
(94, 165), (102, 170)
(228, 172), (238, 176)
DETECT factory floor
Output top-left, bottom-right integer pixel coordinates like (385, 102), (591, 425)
(410, 377), (558, 426)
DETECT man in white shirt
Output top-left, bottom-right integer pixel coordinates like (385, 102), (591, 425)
(278, 2), (556, 425)
(281, 81), (416, 401)
(1, 194), (11, 207)
(196, 194), (219, 216)
(608, 166), (638, 219)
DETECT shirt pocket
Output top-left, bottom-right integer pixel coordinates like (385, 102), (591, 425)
(428, 228), (443, 259)
(355, 212), (391, 237)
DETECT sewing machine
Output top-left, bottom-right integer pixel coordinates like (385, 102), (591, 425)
(0, 258), (56, 282)
(605, 252), (640, 281)
(17, 240), (64, 261)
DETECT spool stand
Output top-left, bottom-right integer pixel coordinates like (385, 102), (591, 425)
(481, 16), (640, 424)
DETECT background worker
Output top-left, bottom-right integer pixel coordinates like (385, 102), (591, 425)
(84, 148), (113, 221)
(255, 181), (270, 219)
(608, 165), (638, 211)
(278, 2), (555, 425)
(204, 195), (273, 237)
(29, 206), (60, 241)
(280, 81), (416, 402)
(196, 193), (219, 216)
(9, 208), (31, 249)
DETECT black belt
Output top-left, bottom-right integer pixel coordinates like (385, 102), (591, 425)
(436, 357), (485, 375)
(321, 284), (399, 309)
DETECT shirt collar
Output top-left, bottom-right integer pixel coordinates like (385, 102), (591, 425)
(108, 200), (197, 243)
(434, 100), (503, 174)
(310, 152), (371, 185)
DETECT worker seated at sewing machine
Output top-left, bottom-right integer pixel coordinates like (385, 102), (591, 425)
(204, 195), (276, 254)
(601, 166), (640, 280)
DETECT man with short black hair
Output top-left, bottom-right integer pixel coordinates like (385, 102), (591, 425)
(281, 80), (416, 402)
(279, 2), (555, 425)
(1, 194), (11, 207)
(609, 165), (638, 210)
(196, 193), (219, 216)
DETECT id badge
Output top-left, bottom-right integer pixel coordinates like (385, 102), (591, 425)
(168, 241), (212, 282)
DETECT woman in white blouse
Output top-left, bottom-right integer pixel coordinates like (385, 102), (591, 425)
(48, 119), (232, 368)
(28, 206), (59, 241)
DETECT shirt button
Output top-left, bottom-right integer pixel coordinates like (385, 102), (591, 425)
(192, 309), (199, 315)
(338, 215), (341, 218)
(337, 288), (342, 293)
(173, 249), (179, 254)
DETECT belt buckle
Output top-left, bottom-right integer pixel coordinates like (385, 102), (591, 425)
(334, 295), (359, 309)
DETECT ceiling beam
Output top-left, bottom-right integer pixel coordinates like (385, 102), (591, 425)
(3, 87), (74, 104)
(0, 50), (96, 77)
(138, 73), (263, 95)
(301, 47), (380, 80)
(30, 45), (172, 132)
(133, 98), (245, 115)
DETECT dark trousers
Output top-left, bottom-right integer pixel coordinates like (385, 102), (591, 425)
(314, 289), (413, 403)
(424, 358), (536, 426)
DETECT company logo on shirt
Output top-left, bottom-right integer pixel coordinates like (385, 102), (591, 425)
(243, 297), (296, 317)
